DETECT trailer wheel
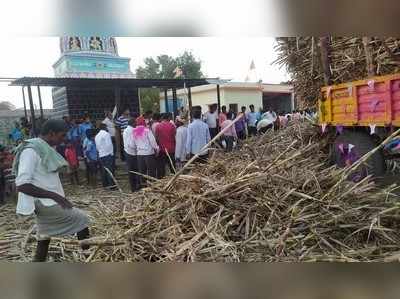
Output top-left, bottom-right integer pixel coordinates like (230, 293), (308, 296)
(333, 131), (386, 181)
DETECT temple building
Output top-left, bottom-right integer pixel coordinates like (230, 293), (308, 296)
(52, 36), (139, 119)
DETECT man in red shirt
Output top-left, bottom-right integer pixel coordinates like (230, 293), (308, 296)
(136, 111), (153, 128)
(155, 113), (176, 178)
(65, 142), (80, 185)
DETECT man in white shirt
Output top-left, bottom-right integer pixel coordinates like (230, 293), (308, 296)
(129, 118), (159, 185)
(15, 119), (90, 262)
(95, 124), (115, 189)
(102, 111), (116, 156)
(203, 105), (219, 139)
(261, 108), (277, 124)
(123, 118), (139, 192)
(257, 107), (277, 134)
(175, 116), (188, 169)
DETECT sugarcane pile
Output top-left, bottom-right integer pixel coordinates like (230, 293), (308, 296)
(2, 121), (400, 262)
(274, 37), (400, 107)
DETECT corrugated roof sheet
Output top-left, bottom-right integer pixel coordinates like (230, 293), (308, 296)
(9, 77), (224, 89)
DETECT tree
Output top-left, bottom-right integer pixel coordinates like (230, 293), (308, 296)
(0, 101), (16, 111)
(140, 88), (161, 112)
(176, 51), (203, 79)
(136, 51), (204, 112)
(136, 51), (203, 80)
(136, 57), (162, 79)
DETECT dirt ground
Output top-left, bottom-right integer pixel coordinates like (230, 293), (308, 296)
(0, 167), (131, 261)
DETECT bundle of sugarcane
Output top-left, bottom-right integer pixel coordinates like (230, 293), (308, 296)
(2, 120), (400, 262)
(274, 37), (400, 108)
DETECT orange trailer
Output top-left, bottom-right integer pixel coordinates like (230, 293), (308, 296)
(320, 73), (400, 127)
(318, 73), (400, 180)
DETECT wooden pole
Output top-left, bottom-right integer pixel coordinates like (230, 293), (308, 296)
(27, 85), (36, 137)
(114, 87), (122, 159)
(164, 89), (169, 113)
(362, 37), (376, 77)
(115, 87), (121, 114)
(37, 86), (44, 119)
(319, 37), (332, 85)
(188, 86), (192, 121)
(217, 84), (221, 114)
(172, 88), (178, 118)
(21, 87), (27, 119)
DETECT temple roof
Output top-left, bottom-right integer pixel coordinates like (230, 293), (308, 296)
(60, 36), (118, 56)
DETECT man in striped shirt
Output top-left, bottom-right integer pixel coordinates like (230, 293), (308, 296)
(115, 108), (130, 161)
(115, 109), (130, 131)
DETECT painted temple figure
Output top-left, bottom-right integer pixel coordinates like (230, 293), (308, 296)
(89, 36), (103, 51)
(69, 37), (81, 51)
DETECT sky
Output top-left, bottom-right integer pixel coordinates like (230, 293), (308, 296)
(0, 37), (289, 109)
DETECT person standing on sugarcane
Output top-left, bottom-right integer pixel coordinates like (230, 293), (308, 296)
(14, 119), (90, 262)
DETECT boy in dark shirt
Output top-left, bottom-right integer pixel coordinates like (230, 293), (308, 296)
(84, 130), (99, 187)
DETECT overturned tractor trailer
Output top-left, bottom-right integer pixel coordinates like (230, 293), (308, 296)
(319, 73), (400, 179)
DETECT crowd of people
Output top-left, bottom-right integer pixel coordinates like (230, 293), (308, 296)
(8, 117), (44, 146)
(6, 105), (317, 196)
(8, 105), (316, 262)
(203, 104), (317, 151)
(0, 117), (45, 205)
(108, 104), (316, 193)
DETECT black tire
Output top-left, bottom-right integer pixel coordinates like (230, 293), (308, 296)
(333, 131), (386, 179)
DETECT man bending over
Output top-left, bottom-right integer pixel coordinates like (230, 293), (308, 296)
(14, 119), (90, 262)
